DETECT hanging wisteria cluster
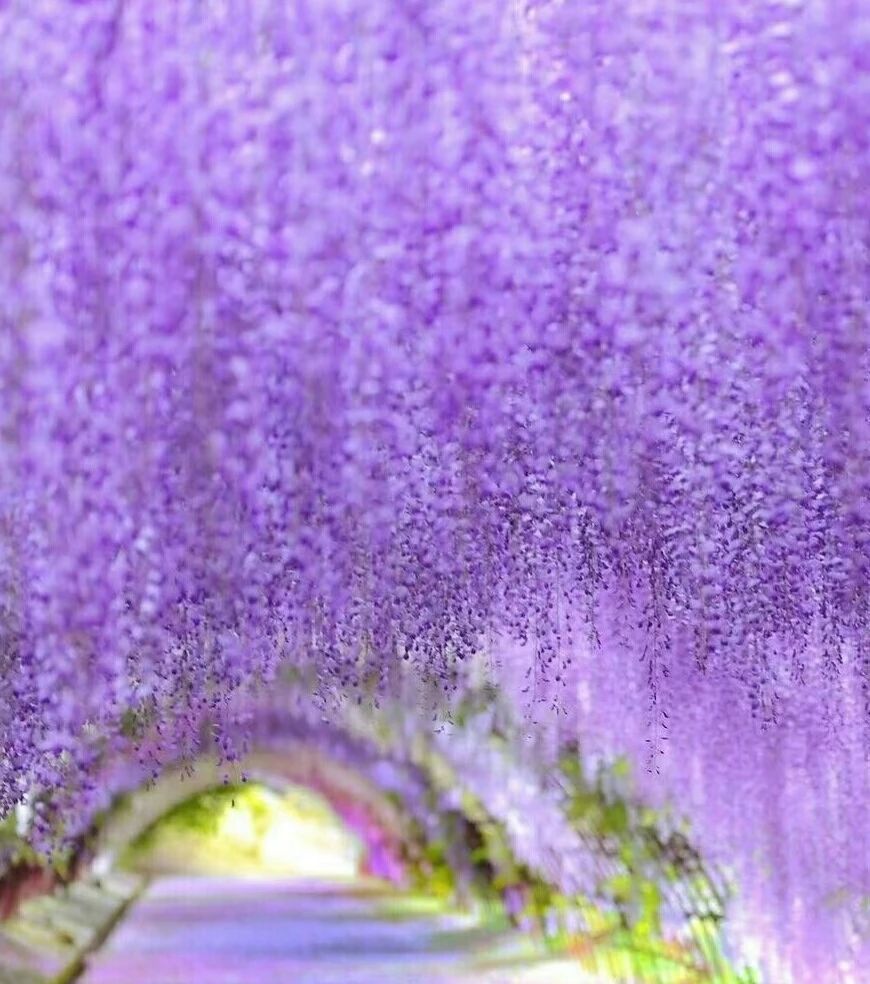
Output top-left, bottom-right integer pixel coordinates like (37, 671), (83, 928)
(0, 0), (867, 979)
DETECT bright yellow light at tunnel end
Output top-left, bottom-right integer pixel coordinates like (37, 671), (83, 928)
(259, 811), (361, 878)
(222, 785), (364, 879)
(127, 782), (365, 880)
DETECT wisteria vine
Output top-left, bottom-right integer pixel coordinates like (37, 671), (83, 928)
(0, 1), (867, 980)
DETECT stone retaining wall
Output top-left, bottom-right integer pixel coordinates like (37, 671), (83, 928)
(0, 871), (142, 984)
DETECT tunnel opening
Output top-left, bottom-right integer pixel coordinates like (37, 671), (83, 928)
(120, 782), (365, 881)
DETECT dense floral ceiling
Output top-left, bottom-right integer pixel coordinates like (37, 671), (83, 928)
(0, 2), (867, 980)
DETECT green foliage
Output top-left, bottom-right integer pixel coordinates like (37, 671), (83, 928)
(553, 750), (755, 982)
(418, 838), (456, 898)
(392, 693), (756, 982)
(135, 784), (248, 848)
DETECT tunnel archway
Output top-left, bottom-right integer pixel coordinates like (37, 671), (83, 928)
(90, 744), (417, 888)
(46, 695), (746, 984)
(0, 689), (763, 984)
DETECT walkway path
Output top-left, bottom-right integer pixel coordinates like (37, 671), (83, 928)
(77, 876), (598, 983)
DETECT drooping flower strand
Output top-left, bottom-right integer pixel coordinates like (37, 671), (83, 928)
(0, 2), (867, 980)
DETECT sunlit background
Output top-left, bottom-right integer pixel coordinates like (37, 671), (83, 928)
(122, 783), (364, 880)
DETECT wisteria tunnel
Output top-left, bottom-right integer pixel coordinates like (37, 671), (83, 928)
(0, 2), (867, 983)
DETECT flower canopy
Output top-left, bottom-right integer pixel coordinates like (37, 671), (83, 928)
(0, 2), (867, 980)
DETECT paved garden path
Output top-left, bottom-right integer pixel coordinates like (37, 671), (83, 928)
(77, 875), (598, 984)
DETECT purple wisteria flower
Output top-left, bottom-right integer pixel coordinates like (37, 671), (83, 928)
(0, 2), (867, 980)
